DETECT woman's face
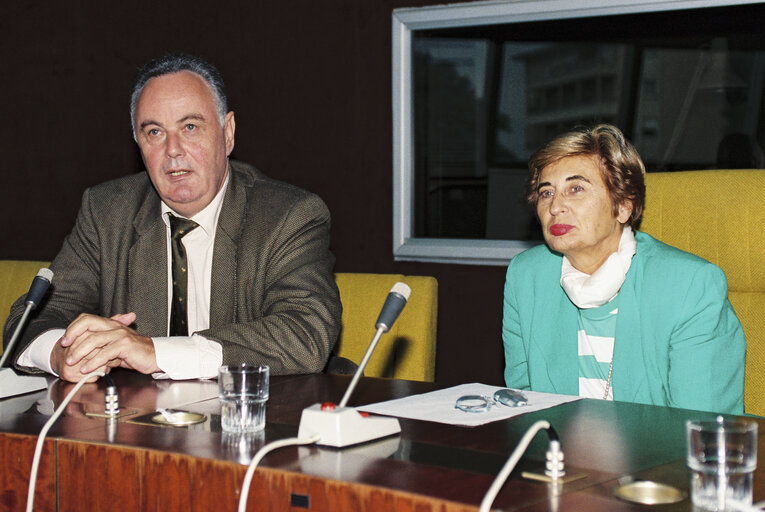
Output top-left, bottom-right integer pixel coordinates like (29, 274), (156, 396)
(536, 154), (632, 274)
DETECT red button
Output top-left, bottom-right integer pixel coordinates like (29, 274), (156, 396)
(359, 412), (370, 417)
(320, 402), (336, 411)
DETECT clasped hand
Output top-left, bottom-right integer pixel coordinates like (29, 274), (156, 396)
(50, 312), (159, 383)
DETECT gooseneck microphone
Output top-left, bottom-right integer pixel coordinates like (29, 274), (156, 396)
(339, 282), (411, 408)
(244, 284), (414, 505)
(297, 282), (411, 447)
(0, 268), (54, 368)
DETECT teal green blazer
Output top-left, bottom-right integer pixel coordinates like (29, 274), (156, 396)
(503, 231), (745, 414)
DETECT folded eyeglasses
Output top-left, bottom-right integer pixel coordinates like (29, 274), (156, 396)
(455, 388), (528, 413)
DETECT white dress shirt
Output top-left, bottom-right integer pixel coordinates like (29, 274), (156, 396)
(18, 175), (230, 380)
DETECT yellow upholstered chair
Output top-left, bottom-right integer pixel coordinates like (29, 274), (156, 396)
(642, 170), (765, 416)
(333, 273), (437, 382)
(0, 264), (439, 383)
(0, 260), (50, 354)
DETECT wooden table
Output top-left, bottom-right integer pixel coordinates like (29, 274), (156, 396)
(0, 370), (762, 511)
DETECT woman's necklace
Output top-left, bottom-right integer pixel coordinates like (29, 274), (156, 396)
(603, 358), (614, 400)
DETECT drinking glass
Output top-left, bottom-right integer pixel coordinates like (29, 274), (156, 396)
(686, 417), (757, 511)
(218, 364), (269, 433)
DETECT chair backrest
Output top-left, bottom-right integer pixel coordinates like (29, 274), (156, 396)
(641, 170), (765, 416)
(0, 260), (50, 342)
(0, 263), (440, 382)
(334, 273), (438, 382)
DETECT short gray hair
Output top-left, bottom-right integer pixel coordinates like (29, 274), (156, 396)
(130, 53), (228, 135)
(526, 124), (646, 229)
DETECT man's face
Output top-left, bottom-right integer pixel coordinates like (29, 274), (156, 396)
(134, 71), (235, 217)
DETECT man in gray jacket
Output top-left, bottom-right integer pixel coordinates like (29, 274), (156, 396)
(3, 53), (341, 383)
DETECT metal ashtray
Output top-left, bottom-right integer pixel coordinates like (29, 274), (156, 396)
(613, 481), (685, 505)
(151, 409), (207, 427)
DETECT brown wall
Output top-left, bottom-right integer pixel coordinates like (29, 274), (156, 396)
(0, 1), (507, 386)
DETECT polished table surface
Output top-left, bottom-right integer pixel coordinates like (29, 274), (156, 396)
(0, 369), (762, 511)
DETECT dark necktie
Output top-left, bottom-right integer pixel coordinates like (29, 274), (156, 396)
(169, 215), (199, 336)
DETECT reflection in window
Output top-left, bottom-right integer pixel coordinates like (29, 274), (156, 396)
(412, 21), (765, 244)
(413, 39), (490, 239)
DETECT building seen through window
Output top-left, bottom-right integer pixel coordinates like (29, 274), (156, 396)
(410, 4), (765, 244)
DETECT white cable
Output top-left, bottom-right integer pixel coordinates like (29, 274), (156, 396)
(479, 420), (552, 512)
(238, 434), (321, 512)
(26, 370), (105, 512)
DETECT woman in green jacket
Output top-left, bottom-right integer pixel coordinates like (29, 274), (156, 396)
(503, 124), (745, 414)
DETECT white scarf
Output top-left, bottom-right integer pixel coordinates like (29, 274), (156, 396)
(560, 226), (636, 309)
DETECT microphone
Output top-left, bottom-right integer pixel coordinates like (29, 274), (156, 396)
(375, 282), (411, 332)
(297, 282), (412, 447)
(25, 268), (54, 309)
(0, 268), (54, 398)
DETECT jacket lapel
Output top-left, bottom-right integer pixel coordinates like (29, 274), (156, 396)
(522, 249), (580, 396)
(536, 292), (580, 394)
(128, 191), (168, 336)
(612, 249), (646, 403)
(209, 164), (251, 327)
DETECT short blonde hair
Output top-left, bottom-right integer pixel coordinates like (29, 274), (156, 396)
(526, 124), (646, 228)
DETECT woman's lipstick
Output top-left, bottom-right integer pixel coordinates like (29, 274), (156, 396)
(550, 224), (573, 236)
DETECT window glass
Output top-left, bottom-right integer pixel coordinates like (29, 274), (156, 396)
(410, 5), (765, 244)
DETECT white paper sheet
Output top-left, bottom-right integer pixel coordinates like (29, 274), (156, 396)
(0, 368), (49, 399)
(358, 383), (582, 427)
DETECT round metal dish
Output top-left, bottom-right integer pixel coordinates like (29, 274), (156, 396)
(151, 411), (206, 427)
(613, 481), (685, 505)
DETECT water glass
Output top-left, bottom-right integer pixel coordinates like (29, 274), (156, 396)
(218, 364), (269, 433)
(686, 418), (757, 511)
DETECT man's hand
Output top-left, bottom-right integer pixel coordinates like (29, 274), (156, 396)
(50, 313), (133, 382)
(50, 341), (115, 383)
(51, 312), (159, 383)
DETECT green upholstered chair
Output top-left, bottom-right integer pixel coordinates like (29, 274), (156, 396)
(642, 170), (765, 416)
(334, 273), (437, 382)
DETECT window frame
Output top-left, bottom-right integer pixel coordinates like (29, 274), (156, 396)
(391, 0), (759, 266)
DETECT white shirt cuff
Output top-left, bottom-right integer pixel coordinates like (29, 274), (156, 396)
(17, 329), (64, 377)
(152, 335), (222, 380)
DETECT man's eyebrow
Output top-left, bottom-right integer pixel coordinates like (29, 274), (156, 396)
(139, 119), (160, 131)
(178, 114), (206, 124)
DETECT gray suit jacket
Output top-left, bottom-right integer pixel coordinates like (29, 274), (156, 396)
(3, 160), (341, 375)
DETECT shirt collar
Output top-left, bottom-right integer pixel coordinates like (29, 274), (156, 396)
(160, 172), (230, 236)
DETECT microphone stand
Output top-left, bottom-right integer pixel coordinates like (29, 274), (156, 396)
(0, 269), (53, 399)
(1, 301), (38, 368)
(338, 326), (385, 408)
